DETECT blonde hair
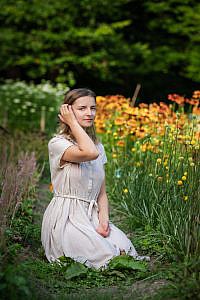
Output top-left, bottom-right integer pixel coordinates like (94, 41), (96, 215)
(57, 88), (99, 144)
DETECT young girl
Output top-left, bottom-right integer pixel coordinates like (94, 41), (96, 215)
(41, 88), (149, 269)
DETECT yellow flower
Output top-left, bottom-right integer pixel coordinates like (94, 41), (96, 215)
(184, 172), (187, 176)
(163, 160), (168, 166)
(188, 157), (193, 162)
(123, 188), (128, 193)
(165, 166), (169, 170)
(149, 173), (153, 177)
(131, 147), (136, 152)
(177, 180), (183, 186)
(156, 158), (162, 164)
(190, 162), (195, 167)
(112, 153), (117, 158)
(168, 133), (173, 139)
(140, 144), (147, 152)
(113, 132), (118, 137)
(190, 140), (195, 145)
(182, 176), (187, 181)
(183, 196), (188, 201)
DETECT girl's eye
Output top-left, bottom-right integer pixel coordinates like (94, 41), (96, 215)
(79, 107), (96, 111)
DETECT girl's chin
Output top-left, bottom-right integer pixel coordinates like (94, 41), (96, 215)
(80, 121), (94, 128)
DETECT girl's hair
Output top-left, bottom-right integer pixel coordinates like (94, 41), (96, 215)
(57, 88), (98, 144)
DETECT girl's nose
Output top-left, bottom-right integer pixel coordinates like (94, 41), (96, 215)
(86, 108), (92, 115)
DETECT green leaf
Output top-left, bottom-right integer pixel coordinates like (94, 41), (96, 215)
(108, 255), (147, 272)
(64, 263), (88, 280)
(105, 270), (126, 278)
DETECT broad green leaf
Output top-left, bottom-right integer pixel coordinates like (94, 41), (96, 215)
(108, 255), (147, 271)
(64, 263), (88, 280)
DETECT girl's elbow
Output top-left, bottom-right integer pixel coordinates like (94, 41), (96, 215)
(91, 149), (99, 160)
(87, 149), (99, 160)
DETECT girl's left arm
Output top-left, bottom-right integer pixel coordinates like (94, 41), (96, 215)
(96, 178), (110, 237)
(97, 178), (109, 223)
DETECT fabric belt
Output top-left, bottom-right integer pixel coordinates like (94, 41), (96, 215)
(53, 193), (98, 220)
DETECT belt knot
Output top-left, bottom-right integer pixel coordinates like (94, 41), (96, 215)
(54, 193), (98, 220)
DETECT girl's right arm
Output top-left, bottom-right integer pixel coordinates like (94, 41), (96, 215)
(58, 104), (99, 163)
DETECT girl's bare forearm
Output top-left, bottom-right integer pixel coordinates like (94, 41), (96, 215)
(98, 195), (110, 222)
(69, 120), (99, 156)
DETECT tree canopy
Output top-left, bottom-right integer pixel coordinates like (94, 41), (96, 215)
(0, 0), (199, 98)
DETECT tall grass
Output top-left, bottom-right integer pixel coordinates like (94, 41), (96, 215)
(104, 117), (200, 262)
(0, 141), (38, 249)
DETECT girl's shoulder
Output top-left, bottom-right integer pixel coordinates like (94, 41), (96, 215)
(48, 134), (76, 151)
(48, 134), (76, 145)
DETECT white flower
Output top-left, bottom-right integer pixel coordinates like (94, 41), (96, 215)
(13, 98), (20, 104)
(25, 101), (32, 106)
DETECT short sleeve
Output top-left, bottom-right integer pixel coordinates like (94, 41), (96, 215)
(48, 135), (74, 169)
(99, 143), (107, 165)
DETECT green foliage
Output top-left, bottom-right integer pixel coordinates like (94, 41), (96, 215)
(130, 228), (169, 258)
(145, 0), (200, 82)
(0, 0), (133, 86)
(0, 80), (66, 133)
(0, 1), (199, 95)
(0, 264), (34, 300)
(146, 259), (200, 300)
(9, 198), (41, 248)
(64, 262), (88, 280)
(108, 255), (147, 272)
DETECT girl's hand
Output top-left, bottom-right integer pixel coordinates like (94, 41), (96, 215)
(96, 221), (110, 237)
(58, 104), (77, 126)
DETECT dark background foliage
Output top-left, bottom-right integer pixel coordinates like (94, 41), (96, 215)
(0, 0), (200, 100)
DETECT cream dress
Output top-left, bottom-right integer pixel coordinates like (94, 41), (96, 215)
(41, 134), (149, 269)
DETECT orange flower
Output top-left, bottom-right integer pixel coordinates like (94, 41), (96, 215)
(94, 93), (198, 140)
(114, 117), (125, 125)
(116, 140), (125, 147)
(49, 183), (53, 192)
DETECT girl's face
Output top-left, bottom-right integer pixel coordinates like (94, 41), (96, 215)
(71, 96), (96, 128)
